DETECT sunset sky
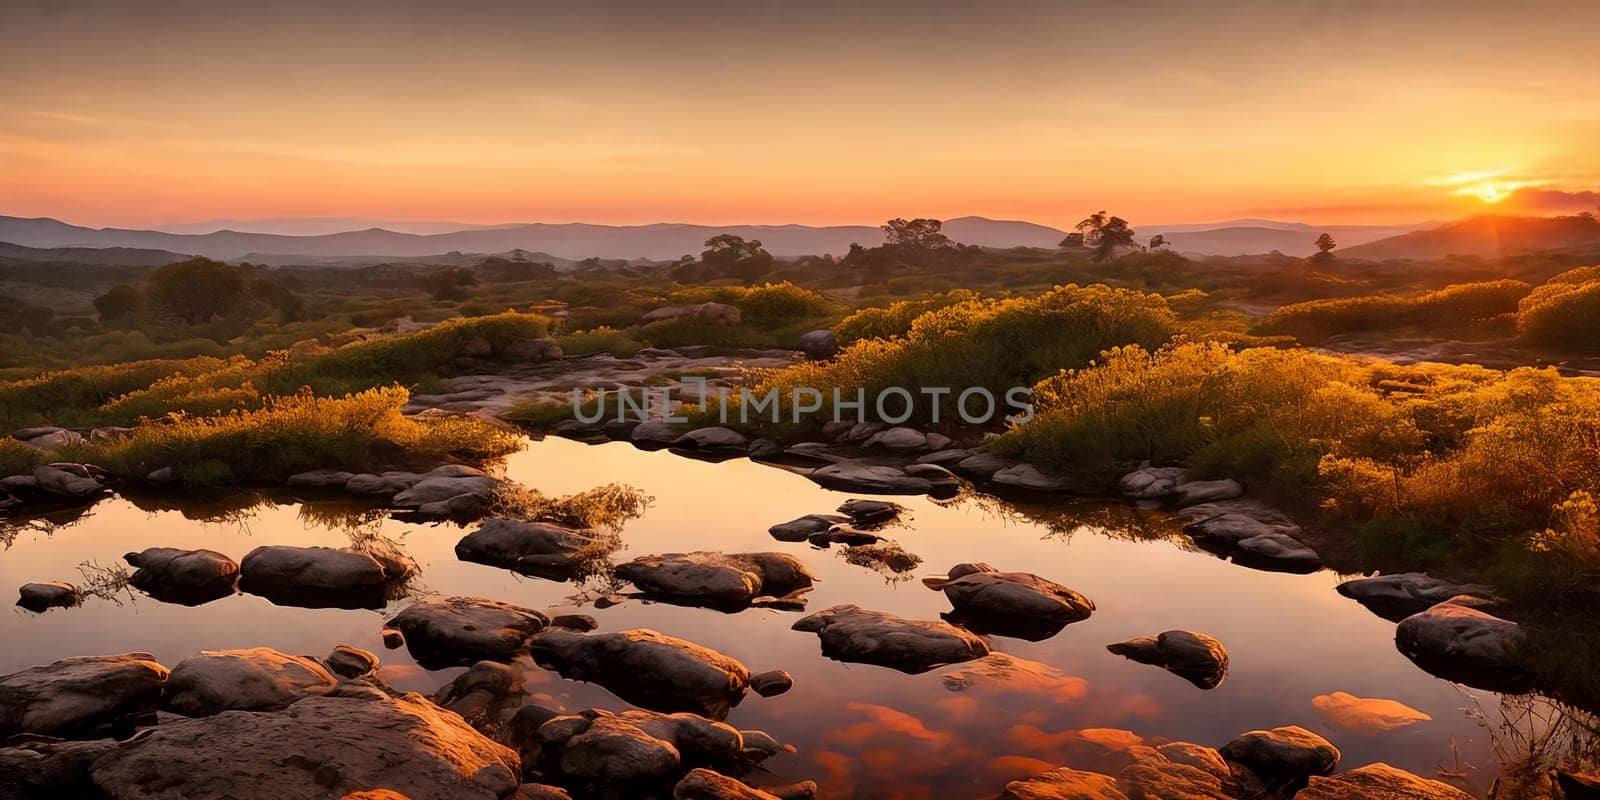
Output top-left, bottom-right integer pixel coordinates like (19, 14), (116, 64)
(3, 0), (1597, 230)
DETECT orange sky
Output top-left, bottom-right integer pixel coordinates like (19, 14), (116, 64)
(2, 1), (1598, 229)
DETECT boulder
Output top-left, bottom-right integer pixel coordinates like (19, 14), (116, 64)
(807, 462), (931, 495)
(925, 433), (952, 452)
(124, 547), (240, 605)
(145, 466), (178, 483)
(933, 564), (1093, 641)
(532, 707), (774, 783)
(675, 769), (787, 800)
(633, 420), (684, 446)
(24, 429), (84, 451)
(392, 469), (498, 508)
(953, 452), (1015, 479)
(641, 302), (741, 327)
(862, 427), (928, 453)
(616, 552), (814, 610)
(386, 596), (550, 669)
(1001, 766), (1127, 799)
(31, 464), (103, 498)
(433, 661), (526, 730)
(767, 514), (849, 542)
(1107, 630), (1229, 689)
(0, 653), (169, 737)
(1297, 763), (1473, 800)
(673, 427), (750, 451)
(326, 645), (380, 678)
(1118, 464), (1189, 501)
(791, 604), (989, 674)
(836, 499), (903, 526)
(1219, 725), (1339, 793)
(1394, 598), (1528, 691)
(1336, 573), (1497, 622)
(1232, 532), (1322, 573)
(455, 518), (610, 579)
(504, 339), (564, 363)
(747, 438), (784, 460)
(749, 670), (793, 698)
(794, 330), (838, 360)
(285, 469), (355, 489)
(240, 545), (403, 608)
(529, 628), (753, 718)
(1170, 478), (1244, 506)
(13, 425), (69, 441)
(164, 647), (339, 716)
(915, 448), (974, 466)
(17, 581), (78, 612)
(345, 471), (424, 498)
(990, 463), (1076, 492)
(84, 693), (520, 800)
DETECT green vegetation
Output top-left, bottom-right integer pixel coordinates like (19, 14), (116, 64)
(1255, 279), (1531, 343)
(1516, 265), (1600, 351)
(834, 289), (981, 344)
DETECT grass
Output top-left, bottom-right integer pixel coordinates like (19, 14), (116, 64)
(1517, 265), (1600, 351)
(1254, 279), (1532, 344)
(0, 438), (46, 477)
(556, 326), (647, 357)
(834, 289), (981, 344)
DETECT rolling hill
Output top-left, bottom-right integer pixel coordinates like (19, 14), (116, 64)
(1340, 215), (1600, 261)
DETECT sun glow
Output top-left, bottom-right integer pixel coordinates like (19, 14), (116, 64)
(1460, 183), (1514, 204)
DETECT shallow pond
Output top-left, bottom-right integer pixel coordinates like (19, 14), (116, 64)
(2, 437), (1512, 797)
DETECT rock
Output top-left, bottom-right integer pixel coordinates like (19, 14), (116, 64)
(345, 471), (424, 498)
(953, 451), (1015, 479)
(1170, 478), (1244, 506)
(89, 426), (134, 443)
(391, 471), (497, 508)
(1311, 692), (1431, 734)
(1107, 630), (1229, 689)
(841, 542), (922, 575)
(836, 498), (902, 526)
(808, 527), (883, 547)
(749, 670), (793, 697)
(768, 514), (849, 542)
(1219, 725), (1339, 792)
(904, 462), (956, 480)
(326, 645), (380, 678)
(455, 518), (609, 579)
(791, 604), (989, 674)
(387, 596), (550, 669)
(675, 768), (786, 800)
(934, 564), (1093, 641)
(1001, 766), (1126, 799)
(17, 581), (78, 612)
(990, 463), (1075, 492)
(602, 419), (641, 441)
(84, 693), (520, 800)
(1394, 597), (1528, 691)
(530, 628), (754, 718)
(808, 462), (932, 494)
(514, 784), (576, 800)
(795, 330), (838, 360)
(641, 302), (741, 327)
(843, 422), (886, 442)
(0, 653), (169, 737)
(616, 551), (814, 610)
(915, 447), (973, 466)
(533, 707), (766, 782)
(433, 661), (526, 728)
(504, 338), (564, 362)
(286, 469), (356, 489)
(239, 545), (402, 608)
(862, 427), (928, 452)
(1336, 573), (1497, 622)
(460, 335), (495, 358)
(673, 427), (749, 451)
(13, 425), (68, 441)
(1232, 532), (1322, 573)
(31, 464), (103, 498)
(551, 614), (599, 631)
(145, 466), (178, 484)
(1120, 743), (1241, 798)
(1297, 763), (1473, 800)
(23, 429), (84, 451)
(164, 647), (339, 716)
(1118, 464), (1190, 500)
(925, 433), (952, 451)
(747, 438), (784, 460)
(632, 420), (683, 446)
(124, 547), (240, 605)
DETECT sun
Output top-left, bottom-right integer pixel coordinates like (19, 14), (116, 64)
(1460, 183), (1513, 204)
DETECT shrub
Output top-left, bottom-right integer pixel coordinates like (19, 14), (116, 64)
(664, 282), (835, 329)
(1517, 266), (1600, 351)
(557, 327), (647, 357)
(0, 438), (45, 477)
(1256, 279), (1531, 343)
(0, 356), (230, 429)
(753, 284), (1178, 426)
(835, 290), (981, 344)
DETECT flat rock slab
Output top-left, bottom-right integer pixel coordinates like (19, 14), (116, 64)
(791, 604), (989, 674)
(615, 551), (814, 610)
(529, 628), (753, 719)
(240, 545), (404, 609)
(808, 462), (932, 495)
(1395, 598), (1529, 692)
(767, 514), (849, 542)
(386, 596), (550, 669)
(1297, 763), (1473, 800)
(1107, 630), (1230, 689)
(836, 499), (903, 526)
(0, 653), (169, 738)
(164, 647), (338, 716)
(1337, 573), (1497, 621)
(125, 547), (240, 605)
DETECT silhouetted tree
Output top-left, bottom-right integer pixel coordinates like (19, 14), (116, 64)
(1076, 211), (1137, 261)
(146, 258), (250, 325)
(1059, 232), (1085, 249)
(881, 218), (954, 253)
(1148, 234), (1169, 250)
(424, 267), (477, 300)
(94, 284), (142, 323)
(1315, 233), (1336, 254)
(701, 234), (774, 284)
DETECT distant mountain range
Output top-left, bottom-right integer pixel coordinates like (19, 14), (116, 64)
(2, 212), (1588, 265)
(0, 240), (193, 267)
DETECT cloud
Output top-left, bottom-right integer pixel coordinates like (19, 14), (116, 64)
(1507, 187), (1600, 213)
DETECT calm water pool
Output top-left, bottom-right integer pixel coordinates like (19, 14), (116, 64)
(1, 437), (1507, 797)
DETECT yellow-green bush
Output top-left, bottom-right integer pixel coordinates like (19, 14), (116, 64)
(835, 289), (981, 344)
(665, 282), (835, 328)
(1517, 266), (1600, 350)
(753, 284), (1178, 425)
(1256, 279), (1531, 343)
(0, 356), (230, 429)
(89, 387), (519, 486)
(556, 327), (646, 357)
(0, 438), (45, 477)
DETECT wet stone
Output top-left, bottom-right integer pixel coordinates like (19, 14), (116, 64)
(1107, 630), (1230, 689)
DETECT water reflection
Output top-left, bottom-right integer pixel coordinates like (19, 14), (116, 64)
(0, 436), (1547, 797)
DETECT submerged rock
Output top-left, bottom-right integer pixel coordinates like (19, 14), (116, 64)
(1002, 742), (1242, 799)
(931, 564), (1093, 641)
(240, 545), (408, 609)
(1219, 725), (1339, 793)
(386, 596), (550, 669)
(16, 581), (78, 612)
(1336, 573), (1497, 621)
(836, 499), (903, 526)
(808, 462), (932, 495)
(1297, 763), (1473, 799)
(1107, 630), (1229, 689)
(456, 518), (610, 579)
(1394, 597), (1528, 692)
(616, 551), (814, 610)
(124, 547), (240, 605)
(791, 604), (989, 674)
(767, 514), (849, 542)
(164, 647), (338, 716)
(529, 628), (753, 718)
(433, 660), (527, 731)
(0, 653), (169, 738)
